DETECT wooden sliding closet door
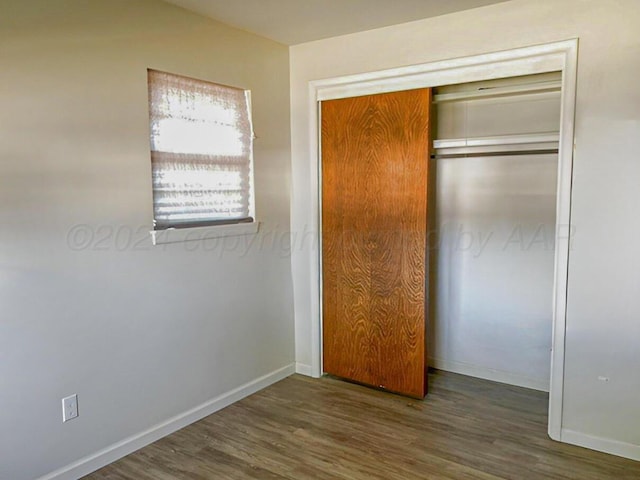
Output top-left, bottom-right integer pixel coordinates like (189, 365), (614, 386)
(321, 88), (431, 398)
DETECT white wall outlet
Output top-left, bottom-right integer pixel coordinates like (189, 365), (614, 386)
(62, 394), (78, 422)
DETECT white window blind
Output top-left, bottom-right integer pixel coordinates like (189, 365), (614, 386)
(148, 69), (254, 230)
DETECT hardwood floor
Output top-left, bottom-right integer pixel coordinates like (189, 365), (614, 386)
(85, 371), (640, 479)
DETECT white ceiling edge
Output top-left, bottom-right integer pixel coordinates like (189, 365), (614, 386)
(162, 0), (512, 45)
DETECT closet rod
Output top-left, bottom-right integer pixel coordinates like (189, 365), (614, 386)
(431, 149), (559, 160)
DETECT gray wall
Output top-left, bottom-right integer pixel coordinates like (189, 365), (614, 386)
(0, 1), (293, 479)
(291, 0), (640, 456)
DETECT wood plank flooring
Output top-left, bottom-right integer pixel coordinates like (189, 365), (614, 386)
(85, 371), (640, 479)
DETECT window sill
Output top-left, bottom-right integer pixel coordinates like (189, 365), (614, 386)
(150, 221), (259, 245)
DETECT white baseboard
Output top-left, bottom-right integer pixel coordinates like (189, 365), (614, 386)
(295, 362), (314, 376)
(429, 357), (550, 392)
(561, 429), (640, 462)
(38, 363), (296, 480)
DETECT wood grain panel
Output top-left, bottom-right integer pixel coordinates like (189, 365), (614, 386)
(321, 88), (431, 398)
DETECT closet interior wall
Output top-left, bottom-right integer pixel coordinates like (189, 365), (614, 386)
(429, 72), (562, 392)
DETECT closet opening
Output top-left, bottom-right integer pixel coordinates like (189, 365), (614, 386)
(309, 40), (578, 440)
(320, 73), (561, 399)
(428, 72), (562, 394)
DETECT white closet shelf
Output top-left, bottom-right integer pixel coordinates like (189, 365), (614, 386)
(432, 80), (561, 103)
(433, 132), (560, 150)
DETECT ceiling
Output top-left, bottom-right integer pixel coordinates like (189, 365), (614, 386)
(162, 0), (510, 45)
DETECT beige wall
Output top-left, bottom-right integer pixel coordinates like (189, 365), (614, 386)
(290, 0), (640, 458)
(0, 1), (293, 479)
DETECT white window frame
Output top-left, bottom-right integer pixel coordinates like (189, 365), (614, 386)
(147, 71), (259, 245)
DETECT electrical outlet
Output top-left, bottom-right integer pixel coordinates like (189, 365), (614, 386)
(62, 394), (78, 422)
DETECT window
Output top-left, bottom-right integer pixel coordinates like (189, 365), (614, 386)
(147, 69), (255, 231)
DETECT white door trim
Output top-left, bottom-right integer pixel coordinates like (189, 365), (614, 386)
(305, 39), (578, 442)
